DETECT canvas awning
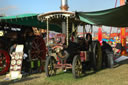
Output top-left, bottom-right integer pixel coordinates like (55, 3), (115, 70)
(0, 13), (61, 32)
(76, 4), (128, 27)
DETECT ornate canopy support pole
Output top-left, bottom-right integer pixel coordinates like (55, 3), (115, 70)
(76, 25), (78, 37)
(83, 25), (85, 37)
(71, 23), (75, 41)
(46, 18), (49, 46)
(72, 23), (75, 32)
(120, 0), (127, 56)
(66, 16), (69, 46)
(91, 25), (93, 34)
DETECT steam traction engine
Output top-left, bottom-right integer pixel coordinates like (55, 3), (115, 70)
(0, 27), (46, 75)
(38, 11), (103, 78)
(47, 33), (102, 78)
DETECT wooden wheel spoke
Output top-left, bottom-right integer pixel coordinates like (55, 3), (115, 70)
(30, 36), (46, 61)
(75, 65), (78, 70)
(46, 56), (56, 77)
(75, 70), (78, 74)
(76, 65), (82, 76)
(79, 65), (82, 70)
(48, 60), (56, 76)
(31, 51), (40, 54)
(34, 38), (40, 43)
(32, 41), (39, 49)
(48, 67), (51, 71)
(78, 70), (81, 76)
(78, 60), (81, 65)
(0, 50), (10, 74)
(73, 56), (82, 78)
(35, 42), (43, 48)
(32, 50), (44, 53)
(0, 54), (6, 68)
(38, 43), (43, 48)
(51, 70), (54, 75)
(49, 70), (52, 75)
(0, 54), (6, 60)
(31, 45), (37, 50)
(0, 63), (3, 67)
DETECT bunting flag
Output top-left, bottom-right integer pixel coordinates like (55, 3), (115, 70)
(98, 27), (102, 45)
(120, 0), (127, 55)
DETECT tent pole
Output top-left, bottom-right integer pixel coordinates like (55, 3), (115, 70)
(72, 23), (75, 33)
(83, 25), (85, 37)
(115, 0), (118, 7)
(46, 18), (49, 46)
(120, 0), (127, 56)
(66, 16), (69, 46)
(109, 27), (112, 40)
(91, 25), (93, 34)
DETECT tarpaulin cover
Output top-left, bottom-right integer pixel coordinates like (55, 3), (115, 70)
(0, 13), (61, 32)
(76, 4), (128, 27)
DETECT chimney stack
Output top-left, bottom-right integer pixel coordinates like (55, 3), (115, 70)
(60, 0), (69, 11)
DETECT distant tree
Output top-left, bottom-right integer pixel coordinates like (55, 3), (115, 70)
(0, 14), (6, 17)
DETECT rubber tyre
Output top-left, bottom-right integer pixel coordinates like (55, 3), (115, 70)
(92, 41), (102, 71)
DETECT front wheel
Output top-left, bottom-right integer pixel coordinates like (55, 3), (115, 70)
(72, 55), (82, 78)
(45, 56), (56, 77)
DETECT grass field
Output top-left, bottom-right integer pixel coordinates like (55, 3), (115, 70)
(0, 60), (128, 85)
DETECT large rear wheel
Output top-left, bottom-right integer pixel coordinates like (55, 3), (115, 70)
(0, 50), (10, 75)
(30, 36), (46, 71)
(92, 41), (102, 71)
(30, 36), (46, 60)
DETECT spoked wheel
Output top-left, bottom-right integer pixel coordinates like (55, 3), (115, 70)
(92, 41), (102, 71)
(30, 36), (46, 60)
(0, 50), (10, 75)
(72, 55), (82, 78)
(45, 56), (57, 77)
(30, 36), (46, 71)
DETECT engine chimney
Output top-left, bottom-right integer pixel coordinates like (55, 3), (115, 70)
(60, 0), (69, 11)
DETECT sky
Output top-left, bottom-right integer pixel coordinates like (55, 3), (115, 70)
(0, 0), (121, 16)
(0, 0), (122, 33)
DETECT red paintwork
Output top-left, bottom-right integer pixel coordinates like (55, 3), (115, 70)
(80, 51), (86, 62)
(31, 36), (46, 71)
(98, 28), (102, 45)
(0, 50), (10, 75)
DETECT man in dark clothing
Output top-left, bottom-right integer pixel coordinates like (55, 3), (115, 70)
(116, 43), (121, 49)
(102, 41), (113, 68)
(102, 41), (112, 51)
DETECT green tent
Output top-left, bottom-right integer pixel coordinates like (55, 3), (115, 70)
(76, 4), (128, 27)
(0, 13), (61, 32)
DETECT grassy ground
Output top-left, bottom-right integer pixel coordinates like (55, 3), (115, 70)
(0, 61), (128, 85)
